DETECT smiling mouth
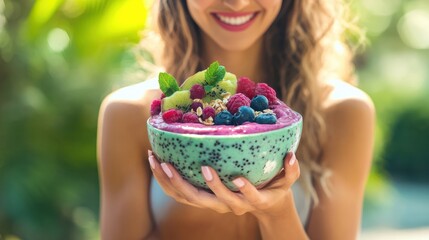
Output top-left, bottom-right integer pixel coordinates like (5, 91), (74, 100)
(212, 12), (259, 31)
(214, 13), (256, 25)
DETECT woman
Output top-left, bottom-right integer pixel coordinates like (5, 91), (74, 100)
(97, 0), (375, 239)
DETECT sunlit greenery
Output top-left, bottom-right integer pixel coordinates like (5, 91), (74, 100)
(0, 0), (151, 239)
(1, 0), (428, 239)
(354, 0), (429, 226)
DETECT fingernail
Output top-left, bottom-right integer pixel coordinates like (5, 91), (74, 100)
(233, 178), (245, 188)
(201, 166), (213, 181)
(148, 149), (152, 157)
(148, 156), (155, 170)
(289, 153), (296, 166)
(161, 163), (173, 178)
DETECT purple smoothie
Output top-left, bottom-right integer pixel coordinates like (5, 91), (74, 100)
(149, 103), (301, 135)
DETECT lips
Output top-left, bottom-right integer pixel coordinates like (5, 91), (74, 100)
(212, 12), (259, 32)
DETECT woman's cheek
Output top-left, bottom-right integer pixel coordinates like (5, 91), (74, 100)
(186, 0), (217, 11)
(186, 0), (217, 29)
(257, 0), (283, 16)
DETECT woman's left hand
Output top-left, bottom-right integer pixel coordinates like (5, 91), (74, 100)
(148, 150), (300, 218)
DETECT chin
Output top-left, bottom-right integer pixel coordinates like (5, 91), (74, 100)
(210, 34), (262, 52)
(219, 41), (256, 52)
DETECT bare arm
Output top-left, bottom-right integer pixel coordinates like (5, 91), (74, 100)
(307, 92), (375, 239)
(97, 88), (158, 240)
(256, 191), (309, 240)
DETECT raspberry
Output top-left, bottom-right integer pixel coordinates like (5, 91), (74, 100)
(190, 84), (205, 99)
(226, 93), (251, 114)
(190, 102), (203, 111)
(255, 83), (277, 104)
(182, 112), (200, 123)
(150, 99), (162, 116)
(162, 109), (183, 123)
(202, 106), (216, 120)
(160, 93), (166, 99)
(237, 77), (256, 99)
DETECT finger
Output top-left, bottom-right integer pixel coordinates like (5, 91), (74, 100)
(282, 152), (301, 188)
(232, 177), (268, 209)
(160, 163), (230, 213)
(202, 166), (248, 215)
(263, 152), (300, 190)
(149, 154), (202, 208)
(148, 151), (186, 201)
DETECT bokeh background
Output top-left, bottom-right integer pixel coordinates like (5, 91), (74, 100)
(0, 0), (428, 239)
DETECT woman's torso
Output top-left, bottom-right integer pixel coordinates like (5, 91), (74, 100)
(138, 78), (312, 239)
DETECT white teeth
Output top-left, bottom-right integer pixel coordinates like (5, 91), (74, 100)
(216, 13), (254, 26)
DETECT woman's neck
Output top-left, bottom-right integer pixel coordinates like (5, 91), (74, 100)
(201, 35), (264, 83)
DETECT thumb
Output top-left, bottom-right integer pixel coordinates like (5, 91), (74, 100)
(264, 152), (300, 190)
(282, 152), (300, 188)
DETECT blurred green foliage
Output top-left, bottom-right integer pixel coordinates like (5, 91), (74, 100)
(0, 0), (428, 239)
(0, 0), (150, 239)
(384, 105), (429, 182)
(354, 0), (429, 208)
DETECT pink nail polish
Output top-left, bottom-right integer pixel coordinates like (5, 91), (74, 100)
(233, 178), (245, 188)
(148, 156), (155, 170)
(161, 163), (173, 178)
(289, 153), (296, 166)
(201, 166), (213, 181)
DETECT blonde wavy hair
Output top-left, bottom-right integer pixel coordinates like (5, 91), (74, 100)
(146, 0), (362, 203)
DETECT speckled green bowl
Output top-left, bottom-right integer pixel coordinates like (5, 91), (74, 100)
(147, 116), (302, 190)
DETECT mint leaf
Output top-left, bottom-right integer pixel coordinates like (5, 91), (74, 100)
(205, 61), (226, 86)
(205, 61), (219, 84)
(213, 65), (226, 83)
(158, 72), (179, 97)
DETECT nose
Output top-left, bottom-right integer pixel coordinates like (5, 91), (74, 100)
(223, 0), (250, 11)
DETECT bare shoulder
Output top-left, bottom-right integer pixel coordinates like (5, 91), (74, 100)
(323, 79), (375, 114)
(323, 80), (375, 126)
(101, 78), (160, 112)
(98, 77), (162, 158)
(99, 78), (161, 126)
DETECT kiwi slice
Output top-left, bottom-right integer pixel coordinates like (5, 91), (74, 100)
(180, 70), (206, 90)
(223, 72), (237, 85)
(203, 73), (237, 101)
(181, 71), (237, 89)
(161, 90), (193, 112)
(180, 71), (237, 101)
(203, 79), (237, 102)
